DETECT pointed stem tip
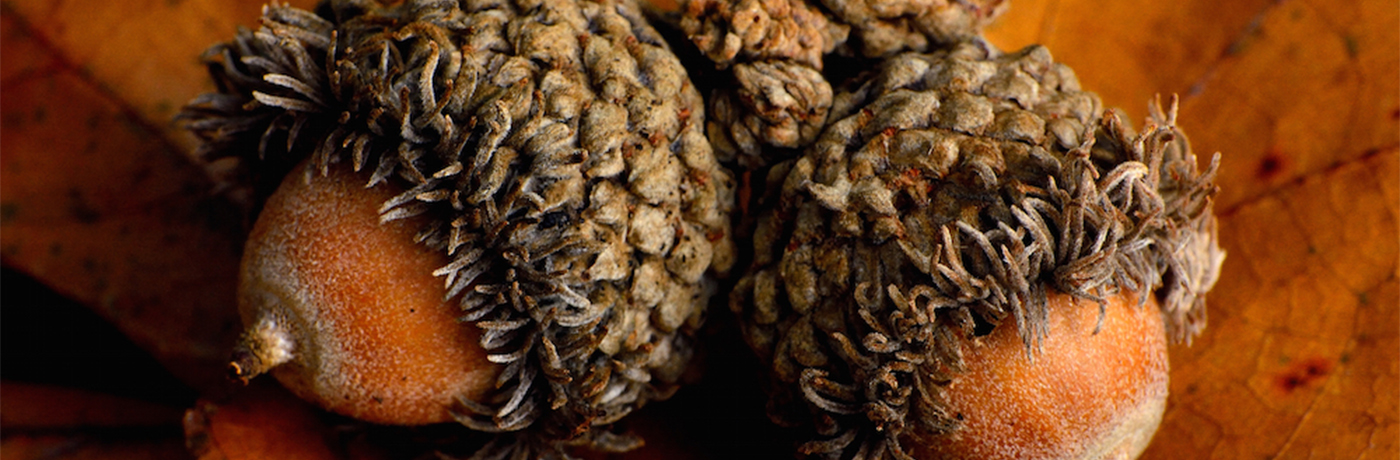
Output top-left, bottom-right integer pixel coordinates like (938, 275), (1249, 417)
(227, 317), (295, 384)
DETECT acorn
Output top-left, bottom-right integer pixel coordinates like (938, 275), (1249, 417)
(728, 43), (1224, 458)
(181, 0), (735, 456)
(677, 0), (1010, 167)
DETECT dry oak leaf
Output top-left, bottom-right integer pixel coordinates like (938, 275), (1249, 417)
(0, 381), (185, 429)
(1, 0), (317, 394)
(0, 382), (189, 460)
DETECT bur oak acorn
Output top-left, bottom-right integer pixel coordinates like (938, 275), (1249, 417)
(182, 0), (736, 456)
(728, 43), (1224, 459)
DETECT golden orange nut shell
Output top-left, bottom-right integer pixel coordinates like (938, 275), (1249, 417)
(906, 292), (1169, 460)
(232, 159), (500, 426)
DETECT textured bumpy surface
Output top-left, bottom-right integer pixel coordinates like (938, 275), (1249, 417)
(730, 43), (1224, 459)
(181, 0), (735, 456)
(680, 0), (1008, 167)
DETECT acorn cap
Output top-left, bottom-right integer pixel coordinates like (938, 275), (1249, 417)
(678, 0), (1010, 167)
(182, 0), (735, 456)
(729, 43), (1224, 458)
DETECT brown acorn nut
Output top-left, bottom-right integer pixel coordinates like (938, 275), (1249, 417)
(181, 0), (736, 456)
(730, 43), (1224, 459)
(902, 291), (1169, 459)
(231, 158), (499, 426)
(678, 0), (1010, 167)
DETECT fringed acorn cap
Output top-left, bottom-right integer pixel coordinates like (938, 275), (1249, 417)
(729, 43), (1224, 459)
(181, 0), (735, 456)
(677, 0), (1008, 168)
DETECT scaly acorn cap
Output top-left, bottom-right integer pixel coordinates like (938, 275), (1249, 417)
(677, 0), (1009, 167)
(729, 42), (1224, 458)
(181, 0), (735, 456)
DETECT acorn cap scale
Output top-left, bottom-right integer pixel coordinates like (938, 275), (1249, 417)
(680, 0), (1011, 166)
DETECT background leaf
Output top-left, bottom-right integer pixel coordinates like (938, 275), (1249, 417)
(2, 0), (318, 393)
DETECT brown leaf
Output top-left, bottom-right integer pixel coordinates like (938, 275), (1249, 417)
(0, 7), (250, 393)
(1, 0), (317, 153)
(1148, 149), (1397, 458)
(0, 381), (185, 429)
(1, 434), (189, 460)
(0, 383), (187, 460)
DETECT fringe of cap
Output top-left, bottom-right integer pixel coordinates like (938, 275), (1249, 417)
(732, 57), (1223, 459)
(181, 0), (730, 456)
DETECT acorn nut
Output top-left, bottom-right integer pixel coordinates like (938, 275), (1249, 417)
(904, 291), (1170, 459)
(231, 158), (498, 426)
